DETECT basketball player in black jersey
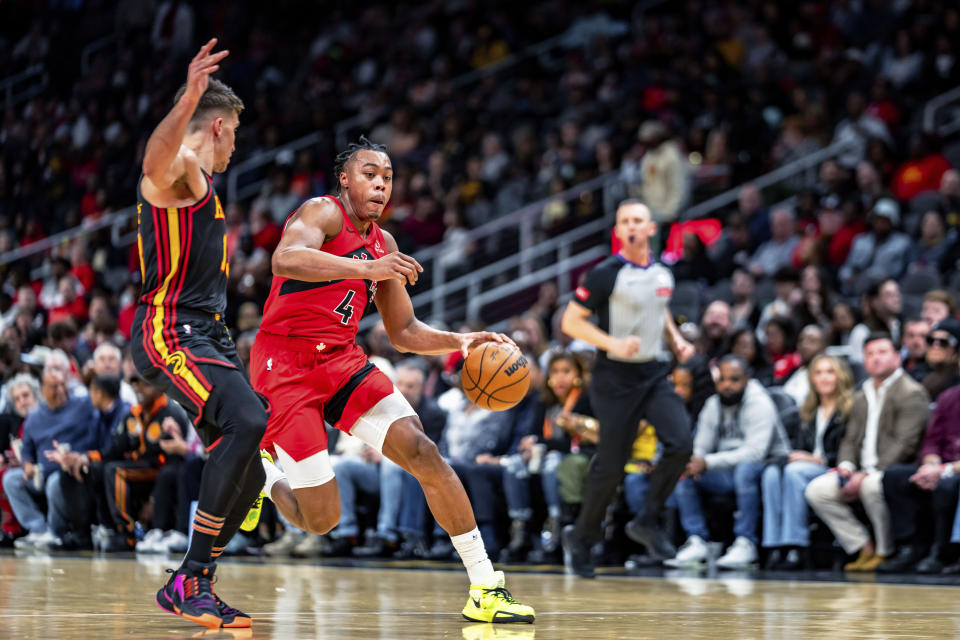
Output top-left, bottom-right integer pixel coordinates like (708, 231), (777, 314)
(131, 38), (264, 630)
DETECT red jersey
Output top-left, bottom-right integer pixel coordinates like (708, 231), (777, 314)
(259, 196), (389, 345)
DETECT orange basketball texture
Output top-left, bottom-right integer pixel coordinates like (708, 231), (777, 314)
(461, 343), (531, 411)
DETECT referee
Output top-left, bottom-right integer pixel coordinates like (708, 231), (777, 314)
(560, 199), (695, 578)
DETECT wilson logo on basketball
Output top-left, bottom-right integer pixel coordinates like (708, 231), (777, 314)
(504, 357), (528, 376)
(575, 286), (589, 301)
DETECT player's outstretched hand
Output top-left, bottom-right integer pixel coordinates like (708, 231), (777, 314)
(458, 331), (517, 358)
(608, 335), (641, 359)
(183, 38), (229, 103)
(369, 251), (423, 285)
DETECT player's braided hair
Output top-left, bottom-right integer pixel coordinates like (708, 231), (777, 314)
(333, 135), (387, 194)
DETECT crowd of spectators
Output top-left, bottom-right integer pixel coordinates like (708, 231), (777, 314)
(4, 1), (960, 328)
(3, 0), (960, 579)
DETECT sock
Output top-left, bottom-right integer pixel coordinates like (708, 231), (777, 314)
(262, 455), (286, 498)
(183, 508), (225, 568)
(451, 527), (496, 586)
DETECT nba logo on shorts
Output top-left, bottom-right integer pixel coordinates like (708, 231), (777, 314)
(266, 358), (273, 371)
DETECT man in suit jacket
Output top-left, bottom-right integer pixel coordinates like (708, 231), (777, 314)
(805, 332), (930, 571)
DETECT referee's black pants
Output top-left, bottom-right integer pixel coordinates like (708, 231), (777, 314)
(573, 361), (692, 544)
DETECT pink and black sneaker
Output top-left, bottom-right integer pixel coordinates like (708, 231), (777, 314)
(155, 560), (249, 629)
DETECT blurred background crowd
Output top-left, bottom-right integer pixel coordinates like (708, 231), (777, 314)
(3, 0), (960, 576)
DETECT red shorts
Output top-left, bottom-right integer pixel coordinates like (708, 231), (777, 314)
(250, 331), (394, 462)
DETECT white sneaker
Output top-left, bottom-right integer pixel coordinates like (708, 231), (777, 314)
(263, 529), (304, 557)
(716, 536), (758, 569)
(135, 528), (166, 553)
(14, 532), (44, 549)
(158, 530), (187, 553)
(291, 533), (325, 557)
(663, 535), (709, 567)
(30, 530), (61, 550)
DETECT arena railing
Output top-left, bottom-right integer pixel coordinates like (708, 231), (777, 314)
(81, 34), (117, 74)
(357, 139), (862, 329)
(5, 83), (960, 323)
(1, 64), (47, 108)
(923, 85), (960, 137)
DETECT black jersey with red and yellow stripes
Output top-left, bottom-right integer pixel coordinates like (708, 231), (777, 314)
(136, 172), (229, 315)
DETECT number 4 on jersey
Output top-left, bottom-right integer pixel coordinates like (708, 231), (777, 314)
(334, 290), (356, 325)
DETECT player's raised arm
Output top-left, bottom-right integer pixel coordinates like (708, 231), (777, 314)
(374, 231), (511, 356)
(142, 38), (228, 189)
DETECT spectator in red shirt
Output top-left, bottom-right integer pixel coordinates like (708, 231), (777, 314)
(69, 242), (96, 293)
(765, 316), (802, 383)
(795, 196), (866, 269)
(891, 134), (952, 202)
(249, 207), (282, 254)
(47, 276), (88, 326)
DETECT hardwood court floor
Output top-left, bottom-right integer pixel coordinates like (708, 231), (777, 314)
(2, 553), (960, 640)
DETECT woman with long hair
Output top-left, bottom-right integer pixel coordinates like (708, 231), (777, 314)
(761, 354), (855, 569)
(501, 350), (595, 561)
(729, 328), (773, 386)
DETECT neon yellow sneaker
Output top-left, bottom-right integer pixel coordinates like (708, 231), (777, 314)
(461, 571), (535, 624)
(240, 450), (273, 532)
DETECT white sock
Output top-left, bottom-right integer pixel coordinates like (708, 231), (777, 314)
(262, 455), (286, 498)
(451, 527), (495, 586)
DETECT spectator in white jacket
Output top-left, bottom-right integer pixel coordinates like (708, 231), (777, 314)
(665, 355), (790, 569)
(637, 120), (689, 224)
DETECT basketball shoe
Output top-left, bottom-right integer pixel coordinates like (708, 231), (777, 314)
(461, 570), (535, 624)
(155, 560), (251, 629)
(240, 450), (274, 532)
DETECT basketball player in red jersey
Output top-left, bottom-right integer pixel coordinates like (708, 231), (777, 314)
(250, 137), (535, 624)
(133, 39), (264, 630)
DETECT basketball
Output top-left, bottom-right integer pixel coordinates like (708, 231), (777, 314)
(461, 342), (531, 411)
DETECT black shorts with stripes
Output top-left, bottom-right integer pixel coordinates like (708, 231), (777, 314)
(131, 305), (256, 446)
